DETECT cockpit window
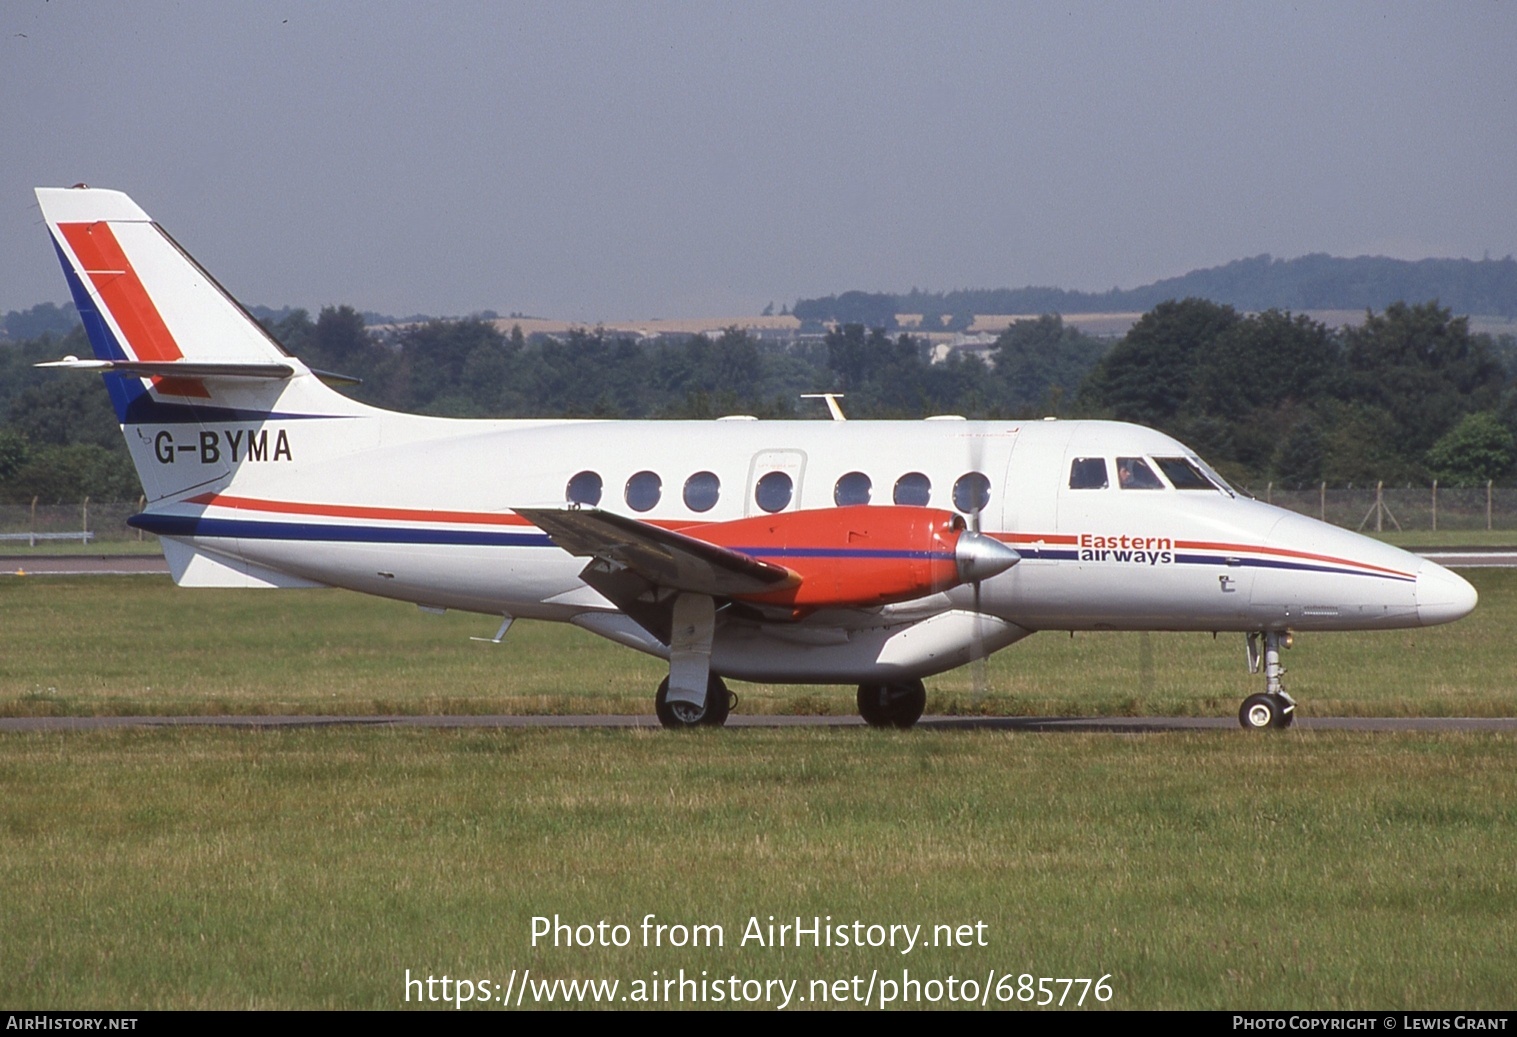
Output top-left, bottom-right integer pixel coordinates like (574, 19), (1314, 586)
(1190, 455), (1238, 497)
(1116, 457), (1164, 490)
(1068, 457), (1108, 490)
(1153, 456), (1216, 490)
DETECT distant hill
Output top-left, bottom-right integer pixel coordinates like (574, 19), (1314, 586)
(796, 254), (1517, 325)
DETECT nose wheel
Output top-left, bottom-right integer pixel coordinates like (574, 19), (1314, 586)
(1239, 692), (1294, 730)
(655, 675), (733, 728)
(1240, 631), (1296, 730)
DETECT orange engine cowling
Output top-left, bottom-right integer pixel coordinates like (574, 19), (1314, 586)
(674, 505), (1018, 610)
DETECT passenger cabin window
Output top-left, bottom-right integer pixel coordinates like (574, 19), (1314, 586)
(1069, 457), (1108, 490)
(1116, 457), (1164, 490)
(952, 472), (991, 514)
(683, 471), (720, 512)
(893, 472), (931, 506)
(834, 471), (872, 506)
(625, 470), (662, 512)
(1153, 456), (1216, 490)
(755, 471), (793, 513)
(566, 470), (603, 506)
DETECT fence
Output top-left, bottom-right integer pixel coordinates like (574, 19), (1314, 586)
(0, 499), (151, 546)
(1241, 482), (1515, 532)
(2, 485), (1516, 545)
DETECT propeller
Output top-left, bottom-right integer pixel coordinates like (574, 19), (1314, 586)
(960, 428), (994, 701)
(952, 421), (1022, 703)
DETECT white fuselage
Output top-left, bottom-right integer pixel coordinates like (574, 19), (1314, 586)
(138, 412), (1474, 685)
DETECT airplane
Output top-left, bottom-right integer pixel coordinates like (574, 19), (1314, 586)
(31, 185), (1479, 730)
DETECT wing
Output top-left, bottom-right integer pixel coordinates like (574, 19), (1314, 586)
(515, 506), (801, 642)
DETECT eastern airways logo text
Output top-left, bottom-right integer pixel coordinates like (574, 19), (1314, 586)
(1079, 533), (1174, 565)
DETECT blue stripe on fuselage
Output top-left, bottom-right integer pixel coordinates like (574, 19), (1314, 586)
(1173, 553), (1415, 582)
(129, 514), (1413, 583)
(131, 514), (557, 548)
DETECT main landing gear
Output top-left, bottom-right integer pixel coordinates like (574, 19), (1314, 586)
(857, 679), (927, 729)
(1239, 630), (1296, 730)
(655, 675), (733, 729)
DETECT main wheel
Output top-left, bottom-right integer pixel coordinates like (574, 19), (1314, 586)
(857, 680), (927, 729)
(655, 675), (732, 729)
(1239, 692), (1288, 731)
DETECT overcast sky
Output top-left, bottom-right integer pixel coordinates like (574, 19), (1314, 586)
(3, 2), (1514, 321)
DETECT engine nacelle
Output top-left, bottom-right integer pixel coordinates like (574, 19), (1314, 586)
(676, 505), (1019, 610)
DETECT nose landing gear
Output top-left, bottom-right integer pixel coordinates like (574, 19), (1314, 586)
(1240, 630), (1296, 730)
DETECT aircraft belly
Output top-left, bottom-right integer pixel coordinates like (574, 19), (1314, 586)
(708, 612), (1032, 684)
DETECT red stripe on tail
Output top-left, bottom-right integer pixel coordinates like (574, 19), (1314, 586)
(58, 221), (210, 399)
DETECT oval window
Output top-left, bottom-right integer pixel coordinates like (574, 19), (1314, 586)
(834, 471), (872, 506)
(952, 472), (992, 515)
(566, 470), (603, 506)
(683, 471), (720, 513)
(625, 470), (662, 512)
(893, 472), (931, 506)
(755, 471), (794, 513)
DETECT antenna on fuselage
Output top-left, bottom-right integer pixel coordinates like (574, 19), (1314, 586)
(800, 393), (847, 421)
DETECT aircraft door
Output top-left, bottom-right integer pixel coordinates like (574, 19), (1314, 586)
(1002, 423), (1069, 537)
(746, 449), (807, 516)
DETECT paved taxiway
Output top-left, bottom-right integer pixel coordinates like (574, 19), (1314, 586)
(1, 714), (1513, 733)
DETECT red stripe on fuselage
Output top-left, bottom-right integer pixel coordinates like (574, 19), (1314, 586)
(187, 493), (722, 532)
(1174, 538), (1413, 579)
(185, 493), (533, 526)
(994, 532), (1078, 545)
(57, 221), (210, 399)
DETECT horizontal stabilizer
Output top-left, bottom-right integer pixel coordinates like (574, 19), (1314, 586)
(36, 356), (295, 379)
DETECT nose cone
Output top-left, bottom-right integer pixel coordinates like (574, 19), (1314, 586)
(955, 531), (1020, 583)
(1416, 559), (1478, 626)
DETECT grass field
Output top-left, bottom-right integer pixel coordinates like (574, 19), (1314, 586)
(0, 726), (1512, 1009)
(1, 571), (1513, 719)
(1, 572), (1512, 1010)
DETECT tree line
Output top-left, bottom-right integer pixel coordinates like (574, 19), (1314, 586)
(2, 298), (1514, 503)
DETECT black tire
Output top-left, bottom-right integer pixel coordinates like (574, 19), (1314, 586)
(1239, 693), (1281, 731)
(655, 675), (732, 729)
(857, 680), (927, 729)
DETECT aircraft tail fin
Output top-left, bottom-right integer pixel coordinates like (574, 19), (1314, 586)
(34, 186), (365, 426)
